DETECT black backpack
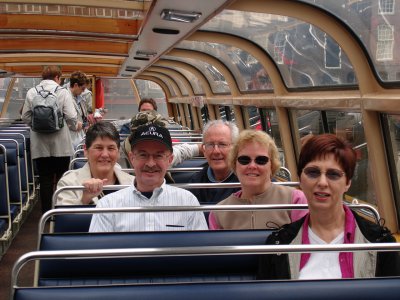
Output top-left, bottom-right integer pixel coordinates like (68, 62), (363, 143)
(31, 85), (64, 133)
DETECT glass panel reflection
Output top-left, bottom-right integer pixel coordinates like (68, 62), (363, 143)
(219, 105), (235, 121)
(301, 0), (400, 83)
(293, 109), (374, 205)
(162, 56), (229, 94)
(154, 64), (204, 95)
(384, 114), (400, 211)
(178, 40), (272, 92)
(201, 10), (356, 88)
(5, 78), (41, 119)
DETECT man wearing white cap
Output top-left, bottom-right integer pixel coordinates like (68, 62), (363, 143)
(89, 124), (208, 232)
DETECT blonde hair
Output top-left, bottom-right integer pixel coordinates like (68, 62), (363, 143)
(228, 130), (281, 176)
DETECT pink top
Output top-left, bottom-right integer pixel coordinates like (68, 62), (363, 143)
(299, 205), (356, 278)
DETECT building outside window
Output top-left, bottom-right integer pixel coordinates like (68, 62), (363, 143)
(376, 24), (394, 61)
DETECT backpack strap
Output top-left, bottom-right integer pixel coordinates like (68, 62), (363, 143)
(35, 85), (45, 93)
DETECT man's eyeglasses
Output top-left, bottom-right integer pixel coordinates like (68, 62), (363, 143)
(237, 155), (269, 166)
(134, 152), (169, 161)
(204, 143), (231, 151)
(303, 167), (345, 181)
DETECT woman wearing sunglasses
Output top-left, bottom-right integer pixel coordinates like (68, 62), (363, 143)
(257, 134), (400, 279)
(208, 130), (308, 230)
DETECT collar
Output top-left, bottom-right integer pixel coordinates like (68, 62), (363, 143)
(207, 166), (233, 183)
(299, 205), (356, 277)
(132, 179), (166, 200)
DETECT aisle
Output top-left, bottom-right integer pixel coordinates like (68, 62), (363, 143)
(0, 201), (41, 299)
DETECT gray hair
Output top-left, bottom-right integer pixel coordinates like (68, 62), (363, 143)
(202, 120), (239, 144)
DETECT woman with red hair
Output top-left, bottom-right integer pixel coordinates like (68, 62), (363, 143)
(257, 134), (400, 279)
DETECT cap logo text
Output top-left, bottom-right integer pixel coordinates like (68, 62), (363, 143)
(141, 127), (163, 139)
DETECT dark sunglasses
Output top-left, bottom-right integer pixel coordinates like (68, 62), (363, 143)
(303, 167), (345, 181)
(237, 155), (269, 166)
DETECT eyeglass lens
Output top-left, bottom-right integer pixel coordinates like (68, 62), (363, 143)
(204, 143), (230, 150)
(303, 167), (344, 181)
(237, 155), (269, 165)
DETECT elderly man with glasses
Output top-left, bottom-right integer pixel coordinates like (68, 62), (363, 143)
(89, 123), (208, 232)
(188, 120), (241, 204)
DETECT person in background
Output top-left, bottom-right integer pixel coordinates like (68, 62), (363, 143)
(189, 120), (240, 204)
(81, 78), (93, 114)
(21, 65), (81, 213)
(123, 110), (203, 168)
(89, 124), (208, 232)
(209, 130), (308, 230)
(138, 98), (157, 111)
(114, 98), (158, 134)
(114, 99), (203, 169)
(66, 71), (88, 148)
(257, 134), (400, 279)
(56, 121), (134, 206)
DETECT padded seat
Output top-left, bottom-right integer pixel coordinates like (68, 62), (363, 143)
(171, 159), (205, 183)
(38, 230), (270, 286)
(14, 277), (400, 300)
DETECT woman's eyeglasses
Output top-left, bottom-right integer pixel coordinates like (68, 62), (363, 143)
(237, 155), (269, 166)
(303, 167), (345, 181)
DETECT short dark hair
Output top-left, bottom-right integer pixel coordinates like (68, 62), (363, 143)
(85, 122), (120, 149)
(42, 65), (62, 80)
(138, 98), (157, 111)
(298, 134), (356, 183)
(70, 71), (87, 87)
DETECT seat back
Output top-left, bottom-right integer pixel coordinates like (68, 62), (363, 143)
(14, 272), (400, 300)
(38, 230), (270, 285)
(171, 159), (206, 183)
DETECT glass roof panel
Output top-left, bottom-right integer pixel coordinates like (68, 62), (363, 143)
(201, 10), (357, 88)
(167, 74), (189, 96)
(300, 0), (400, 83)
(139, 76), (176, 97)
(154, 65), (204, 95)
(162, 55), (230, 94)
(178, 40), (273, 92)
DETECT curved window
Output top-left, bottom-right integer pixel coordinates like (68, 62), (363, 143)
(154, 64), (204, 95)
(201, 10), (356, 88)
(134, 79), (168, 117)
(302, 0), (400, 83)
(382, 114), (400, 217)
(162, 56), (229, 94)
(178, 40), (272, 92)
(293, 109), (373, 204)
(3, 78), (41, 119)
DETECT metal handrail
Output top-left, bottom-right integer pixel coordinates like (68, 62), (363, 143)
(11, 242), (400, 292)
(121, 167), (203, 174)
(42, 202), (380, 236)
(41, 203), (309, 235)
(51, 182), (302, 208)
(170, 136), (203, 139)
(50, 182), (380, 231)
(172, 141), (202, 144)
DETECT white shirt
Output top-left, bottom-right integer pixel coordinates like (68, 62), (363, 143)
(298, 227), (344, 279)
(89, 181), (208, 232)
